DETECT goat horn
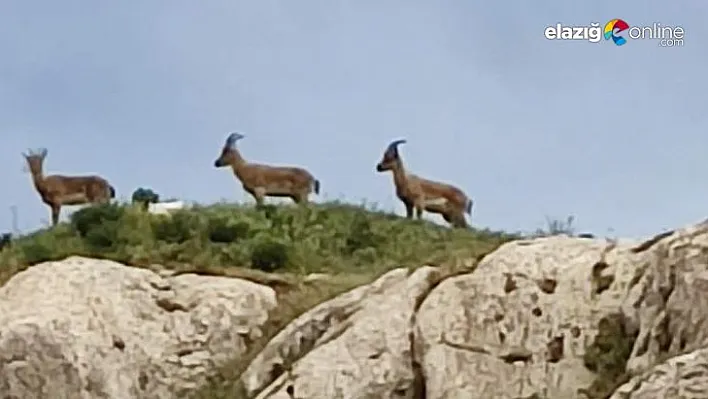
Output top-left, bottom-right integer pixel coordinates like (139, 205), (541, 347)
(386, 139), (407, 151)
(226, 132), (245, 146)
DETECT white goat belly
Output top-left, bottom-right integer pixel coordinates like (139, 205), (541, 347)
(424, 197), (448, 206)
(61, 193), (88, 203)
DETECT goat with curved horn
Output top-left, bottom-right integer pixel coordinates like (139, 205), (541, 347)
(213, 132), (320, 207)
(23, 148), (116, 226)
(375, 139), (473, 228)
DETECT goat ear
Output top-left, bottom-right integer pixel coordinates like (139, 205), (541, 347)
(39, 148), (48, 158)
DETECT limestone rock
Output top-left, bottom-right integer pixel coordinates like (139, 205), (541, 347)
(609, 348), (708, 399)
(621, 222), (708, 376)
(8, 220), (708, 398)
(415, 236), (645, 399)
(608, 221), (708, 398)
(237, 222), (708, 398)
(0, 256), (276, 399)
(242, 267), (441, 399)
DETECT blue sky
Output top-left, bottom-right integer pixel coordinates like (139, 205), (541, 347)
(0, 1), (705, 238)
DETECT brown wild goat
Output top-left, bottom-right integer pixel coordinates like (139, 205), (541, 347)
(213, 132), (320, 206)
(23, 148), (116, 226)
(375, 139), (473, 228)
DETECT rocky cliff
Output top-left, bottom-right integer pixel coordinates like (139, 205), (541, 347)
(3, 220), (708, 398)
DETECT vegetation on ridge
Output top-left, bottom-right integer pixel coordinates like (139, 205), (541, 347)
(0, 201), (516, 285)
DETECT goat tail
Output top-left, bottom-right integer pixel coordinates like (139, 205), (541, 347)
(313, 179), (321, 195)
(465, 198), (473, 215)
(109, 185), (116, 199)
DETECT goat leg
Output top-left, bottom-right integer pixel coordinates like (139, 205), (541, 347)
(404, 203), (414, 218)
(50, 204), (61, 226)
(253, 187), (266, 209)
(413, 199), (424, 220)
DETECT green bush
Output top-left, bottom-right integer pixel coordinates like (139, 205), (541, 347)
(84, 221), (120, 250)
(207, 217), (250, 243)
(582, 313), (637, 398)
(20, 241), (55, 265)
(344, 213), (380, 255)
(250, 238), (290, 272)
(69, 204), (126, 251)
(0, 233), (12, 251)
(151, 211), (197, 244)
(131, 187), (160, 209)
(70, 203), (125, 237)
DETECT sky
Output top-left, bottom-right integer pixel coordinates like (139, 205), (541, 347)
(0, 1), (705, 239)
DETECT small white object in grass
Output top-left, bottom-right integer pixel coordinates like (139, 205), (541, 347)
(147, 201), (185, 215)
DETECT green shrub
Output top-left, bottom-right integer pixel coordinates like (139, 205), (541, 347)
(250, 238), (290, 272)
(69, 204), (126, 250)
(151, 212), (197, 244)
(344, 214), (380, 255)
(131, 187), (160, 209)
(206, 217), (250, 243)
(0, 233), (12, 251)
(70, 203), (125, 237)
(19, 241), (56, 264)
(84, 221), (121, 250)
(582, 313), (637, 398)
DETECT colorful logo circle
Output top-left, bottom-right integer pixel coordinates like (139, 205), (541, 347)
(604, 19), (630, 46)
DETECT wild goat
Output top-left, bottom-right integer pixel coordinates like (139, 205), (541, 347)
(23, 148), (116, 226)
(375, 139), (473, 228)
(213, 132), (320, 206)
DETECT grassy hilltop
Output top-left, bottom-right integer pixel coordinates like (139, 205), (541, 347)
(0, 201), (517, 284)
